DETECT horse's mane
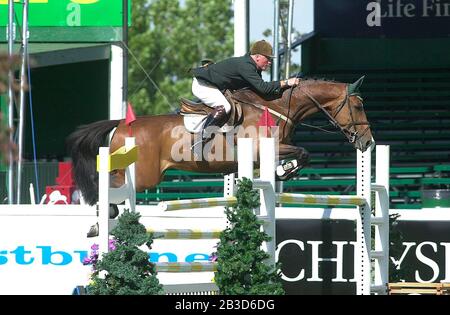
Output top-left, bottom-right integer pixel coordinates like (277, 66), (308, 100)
(301, 77), (339, 84)
(231, 78), (341, 104)
(231, 87), (272, 102)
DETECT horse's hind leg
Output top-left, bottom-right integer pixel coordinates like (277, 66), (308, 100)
(276, 144), (310, 180)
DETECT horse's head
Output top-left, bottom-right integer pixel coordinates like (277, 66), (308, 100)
(344, 76), (374, 152)
(292, 77), (373, 152)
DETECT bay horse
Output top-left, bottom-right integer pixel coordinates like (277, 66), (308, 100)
(67, 77), (373, 206)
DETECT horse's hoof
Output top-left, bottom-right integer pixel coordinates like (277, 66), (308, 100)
(276, 159), (301, 180)
(277, 160), (298, 177)
(86, 223), (99, 238)
(109, 204), (119, 219)
(276, 168), (299, 181)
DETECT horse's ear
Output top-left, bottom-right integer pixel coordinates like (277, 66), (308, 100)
(348, 76), (365, 95)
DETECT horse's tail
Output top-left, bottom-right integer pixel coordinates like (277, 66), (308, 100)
(66, 119), (121, 206)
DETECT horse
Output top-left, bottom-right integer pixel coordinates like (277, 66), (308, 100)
(67, 77), (373, 206)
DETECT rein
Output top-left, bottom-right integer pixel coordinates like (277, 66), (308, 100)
(233, 82), (371, 145)
(287, 85), (371, 144)
(300, 90), (370, 143)
(233, 98), (294, 128)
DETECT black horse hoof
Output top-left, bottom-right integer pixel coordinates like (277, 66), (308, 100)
(109, 204), (119, 219)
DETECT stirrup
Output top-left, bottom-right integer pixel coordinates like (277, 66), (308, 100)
(190, 133), (215, 157)
(191, 138), (204, 150)
(191, 139), (203, 160)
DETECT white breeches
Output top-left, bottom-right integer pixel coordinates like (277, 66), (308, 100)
(192, 77), (231, 113)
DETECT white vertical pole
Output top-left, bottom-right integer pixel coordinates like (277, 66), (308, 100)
(16, 0), (29, 204)
(109, 44), (124, 120)
(356, 148), (372, 295)
(29, 183), (35, 205)
(98, 147), (110, 258)
(237, 138), (254, 180)
(374, 145), (390, 294)
(125, 137), (136, 212)
(233, 0), (248, 57)
(224, 174), (235, 197)
(7, 0), (15, 204)
(272, 0), (280, 80)
(230, 0), (248, 197)
(285, 0), (294, 79)
(259, 137), (276, 266)
(122, 0), (129, 113)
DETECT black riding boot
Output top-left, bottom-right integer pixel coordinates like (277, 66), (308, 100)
(201, 105), (228, 143)
(191, 105), (228, 155)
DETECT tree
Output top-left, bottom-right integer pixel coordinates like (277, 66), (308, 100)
(0, 112), (16, 164)
(389, 213), (411, 282)
(128, 0), (233, 115)
(86, 210), (164, 295)
(261, 0), (301, 78)
(0, 54), (20, 163)
(215, 178), (285, 295)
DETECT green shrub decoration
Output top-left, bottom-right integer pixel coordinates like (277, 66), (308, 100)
(87, 209), (164, 295)
(215, 178), (284, 295)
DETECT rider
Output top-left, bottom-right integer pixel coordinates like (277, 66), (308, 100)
(191, 40), (301, 147)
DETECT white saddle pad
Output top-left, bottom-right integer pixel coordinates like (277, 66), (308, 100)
(183, 114), (234, 133)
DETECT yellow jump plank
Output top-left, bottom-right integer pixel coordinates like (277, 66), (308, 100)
(97, 145), (138, 172)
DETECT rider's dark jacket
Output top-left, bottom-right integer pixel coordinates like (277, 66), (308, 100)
(191, 53), (282, 95)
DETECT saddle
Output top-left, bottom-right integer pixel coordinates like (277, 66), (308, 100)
(179, 90), (243, 129)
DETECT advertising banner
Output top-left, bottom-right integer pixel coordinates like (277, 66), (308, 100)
(276, 215), (450, 294)
(0, 0), (130, 27)
(315, 0), (450, 38)
(1, 206), (449, 294)
(276, 219), (356, 295)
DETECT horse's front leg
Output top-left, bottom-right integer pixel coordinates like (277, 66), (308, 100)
(276, 144), (310, 180)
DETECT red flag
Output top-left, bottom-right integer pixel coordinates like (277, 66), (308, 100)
(125, 102), (136, 136)
(257, 107), (276, 137)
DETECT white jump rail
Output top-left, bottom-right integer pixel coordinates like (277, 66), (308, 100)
(157, 196), (237, 211)
(278, 193), (366, 206)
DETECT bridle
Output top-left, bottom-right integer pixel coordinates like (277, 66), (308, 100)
(285, 84), (371, 144)
(235, 82), (371, 145)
